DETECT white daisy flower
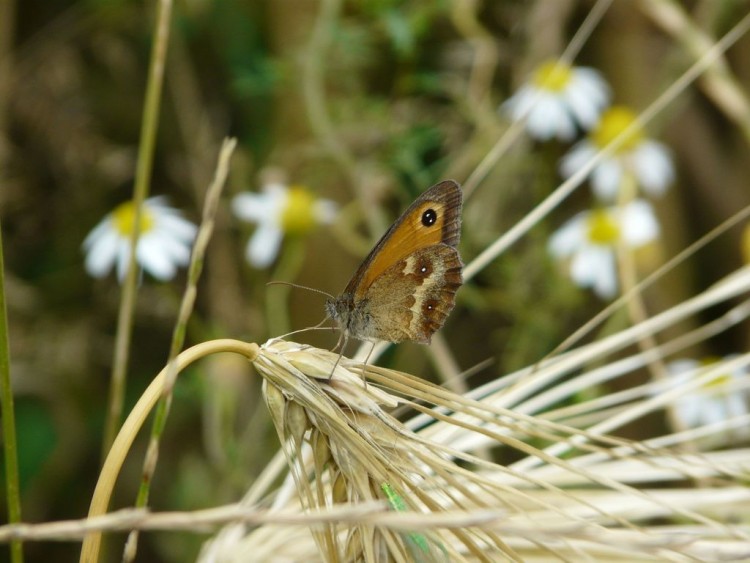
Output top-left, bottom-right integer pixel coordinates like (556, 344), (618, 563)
(548, 199), (659, 299)
(83, 196), (197, 282)
(664, 357), (750, 436)
(560, 105), (675, 201)
(232, 183), (338, 268)
(503, 60), (610, 141)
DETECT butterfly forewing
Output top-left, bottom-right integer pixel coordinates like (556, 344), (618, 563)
(345, 180), (462, 299)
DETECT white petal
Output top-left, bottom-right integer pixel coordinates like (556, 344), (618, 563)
(149, 229), (193, 266)
(84, 229), (120, 278)
(157, 213), (198, 242)
(548, 213), (587, 258)
(590, 252), (618, 299)
(549, 106), (578, 141)
(161, 233), (193, 265)
(570, 68), (610, 109)
(502, 85), (538, 121)
(559, 142), (596, 180)
(137, 239), (178, 281)
(590, 159), (623, 202)
(232, 193), (273, 223)
(247, 223), (284, 268)
(571, 246), (618, 298)
(564, 80), (607, 130)
(83, 215), (114, 251)
(232, 184), (287, 224)
(661, 367), (693, 401)
(675, 396), (702, 428)
(524, 97), (555, 139)
(314, 199), (338, 224)
(700, 399), (727, 427)
(632, 141), (674, 196)
(724, 393), (748, 419)
(569, 247), (598, 286)
(527, 95), (575, 141)
(116, 239), (134, 282)
(620, 200), (659, 246)
(144, 195), (170, 208)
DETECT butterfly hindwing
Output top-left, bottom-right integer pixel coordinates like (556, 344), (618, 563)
(358, 244), (462, 343)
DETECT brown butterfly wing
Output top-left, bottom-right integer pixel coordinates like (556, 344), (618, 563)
(343, 180), (462, 300)
(361, 245), (462, 343)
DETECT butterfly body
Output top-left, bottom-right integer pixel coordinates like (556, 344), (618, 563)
(326, 180), (463, 344)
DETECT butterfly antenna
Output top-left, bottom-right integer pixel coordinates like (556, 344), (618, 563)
(267, 280), (335, 301)
(273, 317), (337, 341)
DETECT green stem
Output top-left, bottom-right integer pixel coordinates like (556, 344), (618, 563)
(101, 0), (174, 459)
(266, 237), (307, 338)
(0, 3), (23, 559)
(0, 224), (23, 563)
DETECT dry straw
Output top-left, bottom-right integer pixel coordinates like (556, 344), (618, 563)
(197, 297), (750, 562)
(18, 260), (750, 561)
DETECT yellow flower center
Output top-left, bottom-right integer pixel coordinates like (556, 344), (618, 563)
(586, 209), (620, 245)
(112, 201), (155, 236)
(281, 186), (318, 236)
(532, 60), (573, 92)
(591, 106), (645, 152)
(699, 357), (731, 389)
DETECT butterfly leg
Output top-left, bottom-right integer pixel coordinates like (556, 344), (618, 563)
(330, 328), (345, 353)
(327, 333), (348, 382)
(358, 341), (377, 389)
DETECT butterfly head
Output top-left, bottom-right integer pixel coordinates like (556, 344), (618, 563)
(324, 296), (343, 325)
(326, 294), (377, 340)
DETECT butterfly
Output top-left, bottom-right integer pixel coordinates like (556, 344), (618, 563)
(325, 180), (463, 348)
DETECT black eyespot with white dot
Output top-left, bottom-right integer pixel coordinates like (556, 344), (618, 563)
(421, 208), (437, 227)
(416, 257), (433, 278)
(423, 298), (439, 314)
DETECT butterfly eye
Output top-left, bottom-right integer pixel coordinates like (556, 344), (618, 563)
(421, 208), (438, 226)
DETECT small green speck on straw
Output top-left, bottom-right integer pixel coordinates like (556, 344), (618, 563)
(381, 482), (446, 560)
